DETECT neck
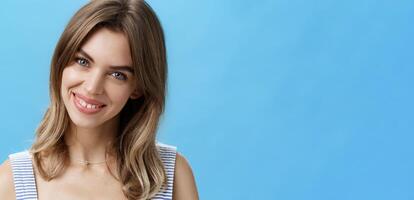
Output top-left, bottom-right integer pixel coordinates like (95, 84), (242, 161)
(64, 117), (119, 165)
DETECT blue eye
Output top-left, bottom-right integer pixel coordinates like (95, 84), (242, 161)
(112, 72), (127, 81)
(75, 57), (89, 67)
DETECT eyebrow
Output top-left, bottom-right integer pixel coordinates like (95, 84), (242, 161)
(77, 49), (134, 73)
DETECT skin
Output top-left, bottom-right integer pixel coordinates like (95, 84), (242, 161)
(0, 28), (199, 200)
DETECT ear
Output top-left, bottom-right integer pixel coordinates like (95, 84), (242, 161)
(130, 89), (142, 100)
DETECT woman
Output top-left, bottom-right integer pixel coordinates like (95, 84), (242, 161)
(0, 0), (198, 199)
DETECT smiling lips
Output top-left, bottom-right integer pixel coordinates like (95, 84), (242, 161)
(72, 92), (106, 115)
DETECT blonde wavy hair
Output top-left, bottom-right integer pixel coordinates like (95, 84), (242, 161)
(30, 0), (168, 199)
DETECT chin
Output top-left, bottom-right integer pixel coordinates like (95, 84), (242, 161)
(67, 109), (121, 130)
(69, 116), (104, 129)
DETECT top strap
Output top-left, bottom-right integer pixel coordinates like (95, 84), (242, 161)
(9, 151), (38, 200)
(152, 142), (178, 200)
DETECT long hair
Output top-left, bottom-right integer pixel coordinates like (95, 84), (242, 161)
(30, 0), (168, 199)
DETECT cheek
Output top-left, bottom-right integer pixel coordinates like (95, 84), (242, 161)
(61, 66), (81, 90)
(107, 85), (134, 105)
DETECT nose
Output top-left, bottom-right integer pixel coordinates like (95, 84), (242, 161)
(84, 70), (104, 95)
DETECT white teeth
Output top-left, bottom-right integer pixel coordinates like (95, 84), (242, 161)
(77, 97), (101, 109)
(80, 99), (87, 107)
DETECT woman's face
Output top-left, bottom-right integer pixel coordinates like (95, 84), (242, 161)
(61, 28), (140, 129)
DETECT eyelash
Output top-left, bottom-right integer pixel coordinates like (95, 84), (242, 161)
(75, 57), (89, 67)
(74, 56), (128, 81)
(111, 71), (128, 81)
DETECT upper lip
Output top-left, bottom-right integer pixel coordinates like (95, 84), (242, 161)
(73, 92), (106, 106)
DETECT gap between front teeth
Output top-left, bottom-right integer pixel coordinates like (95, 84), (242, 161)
(79, 99), (100, 109)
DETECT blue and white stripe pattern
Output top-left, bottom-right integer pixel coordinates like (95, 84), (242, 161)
(9, 151), (38, 200)
(8, 142), (177, 200)
(153, 143), (177, 200)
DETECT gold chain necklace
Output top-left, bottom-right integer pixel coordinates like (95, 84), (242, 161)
(75, 159), (107, 165)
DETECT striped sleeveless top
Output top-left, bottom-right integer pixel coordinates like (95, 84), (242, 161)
(8, 143), (177, 200)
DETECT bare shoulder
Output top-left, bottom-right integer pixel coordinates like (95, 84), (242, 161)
(173, 152), (199, 200)
(0, 159), (16, 200)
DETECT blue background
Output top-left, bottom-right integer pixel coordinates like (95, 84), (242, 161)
(1, 0), (413, 199)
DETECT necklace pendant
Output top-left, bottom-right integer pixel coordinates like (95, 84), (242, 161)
(79, 160), (89, 165)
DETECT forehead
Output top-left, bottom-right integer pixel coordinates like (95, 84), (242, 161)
(80, 28), (132, 66)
